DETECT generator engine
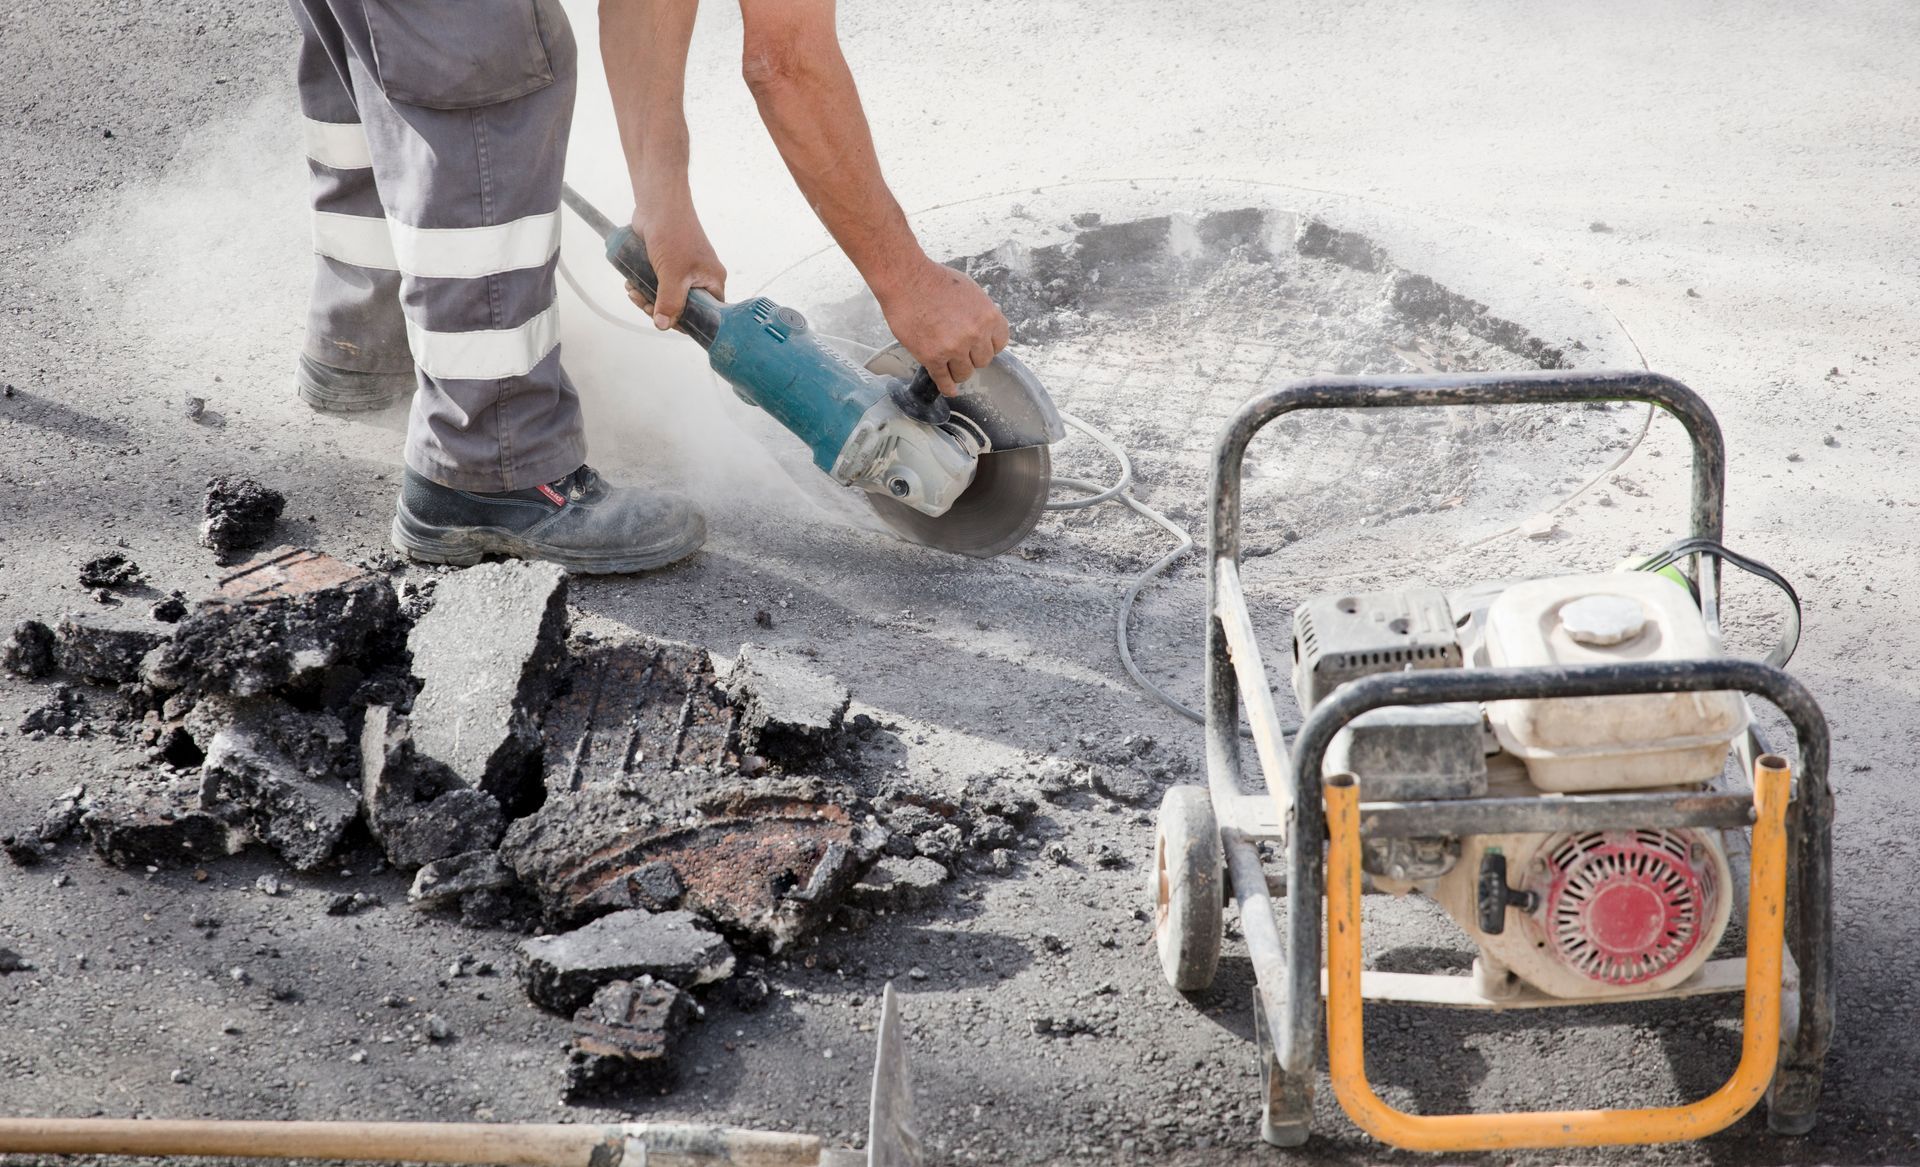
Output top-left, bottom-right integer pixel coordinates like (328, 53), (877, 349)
(1291, 572), (1748, 1000)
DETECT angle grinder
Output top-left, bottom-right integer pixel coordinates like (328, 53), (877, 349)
(562, 186), (1063, 558)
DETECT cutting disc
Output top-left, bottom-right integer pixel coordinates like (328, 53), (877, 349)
(859, 346), (1058, 558)
(865, 443), (1052, 558)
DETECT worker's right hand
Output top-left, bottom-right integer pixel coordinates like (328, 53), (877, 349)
(625, 203), (727, 330)
(876, 259), (1010, 395)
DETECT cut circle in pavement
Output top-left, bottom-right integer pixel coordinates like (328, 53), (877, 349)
(761, 179), (1651, 572)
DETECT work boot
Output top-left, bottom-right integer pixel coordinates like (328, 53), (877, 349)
(390, 464), (705, 574)
(296, 354), (416, 413)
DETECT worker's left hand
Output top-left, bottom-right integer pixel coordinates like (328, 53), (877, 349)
(626, 203), (727, 330)
(876, 258), (1009, 395)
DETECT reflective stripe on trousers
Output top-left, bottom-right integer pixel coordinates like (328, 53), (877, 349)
(288, 0), (586, 492)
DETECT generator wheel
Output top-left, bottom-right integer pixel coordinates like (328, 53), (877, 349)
(1153, 785), (1223, 991)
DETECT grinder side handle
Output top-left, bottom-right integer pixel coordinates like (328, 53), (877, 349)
(604, 225), (726, 349)
(892, 368), (952, 426)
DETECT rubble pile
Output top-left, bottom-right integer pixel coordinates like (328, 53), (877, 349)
(2, 542), (1109, 1097)
(7, 547), (417, 872)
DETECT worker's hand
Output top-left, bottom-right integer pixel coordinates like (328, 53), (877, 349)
(625, 205), (727, 330)
(876, 260), (1009, 395)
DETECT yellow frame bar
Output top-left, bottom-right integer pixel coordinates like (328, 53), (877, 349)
(1323, 756), (1792, 1151)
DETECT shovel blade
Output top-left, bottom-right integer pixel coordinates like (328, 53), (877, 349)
(867, 983), (923, 1167)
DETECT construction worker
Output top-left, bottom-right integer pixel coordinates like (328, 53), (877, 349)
(289, 0), (1008, 572)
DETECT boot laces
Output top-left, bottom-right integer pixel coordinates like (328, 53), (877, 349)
(552, 465), (600, 503)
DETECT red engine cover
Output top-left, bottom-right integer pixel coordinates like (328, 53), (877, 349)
(1538, 829), (1719, 986)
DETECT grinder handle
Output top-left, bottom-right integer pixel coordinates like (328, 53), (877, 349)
(604, 225), (726, 349)
(892, 367), (953, 426)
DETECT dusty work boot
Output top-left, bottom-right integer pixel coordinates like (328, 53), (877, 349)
(390, 464), (705, 574)
(296, 355), (416, 413)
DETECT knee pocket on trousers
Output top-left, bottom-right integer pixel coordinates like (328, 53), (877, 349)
(363, 0), (569, 110)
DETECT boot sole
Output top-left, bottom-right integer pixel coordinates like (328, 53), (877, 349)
(390, 507), (706, 575)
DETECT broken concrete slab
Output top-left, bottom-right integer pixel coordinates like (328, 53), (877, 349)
(849, 856), (951, 913)
(36, 786), (88, 844)
(83, 782), (241, 868)
(564, 977), (692, 1101)
(500, 787), (881, 947)
(147, 548), (402, 699)
(407, 561), (567, 813)
(519, 908), (734, 1014)
(382, 789), (503, 872)
(1, 834), (48, 866)
(360, 706), (505, 869)
(2, 619), (56, 678)
(409, 850), (517, 910)
(200, 475), (285, 558)
(721, 644), (850, 764)
(197, 698), (358, 871)
(542, 635), (736, 794)
(53, 611), (168, 685)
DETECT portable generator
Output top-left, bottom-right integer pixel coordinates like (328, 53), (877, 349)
(1150, 370), (1832, 1152)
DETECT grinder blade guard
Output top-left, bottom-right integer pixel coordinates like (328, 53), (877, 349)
(858, 342), (1063, 558)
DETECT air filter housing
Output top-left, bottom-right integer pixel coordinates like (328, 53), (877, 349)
(1291, 587), (1462, 712)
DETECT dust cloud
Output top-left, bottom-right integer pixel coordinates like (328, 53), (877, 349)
(64, 12), (871, 536)
(69, 97), (314, 439)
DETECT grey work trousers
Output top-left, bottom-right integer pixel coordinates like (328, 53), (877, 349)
(290, 0), (587, 492)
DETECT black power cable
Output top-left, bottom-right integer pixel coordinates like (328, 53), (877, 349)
(1630, 536), (1802, 668)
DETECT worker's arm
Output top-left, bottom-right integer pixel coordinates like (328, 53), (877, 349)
(737, 0), (1007, 393)
(601, 0), (728, 328)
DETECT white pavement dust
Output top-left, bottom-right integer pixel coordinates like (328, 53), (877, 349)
(68, 97), (313, 446)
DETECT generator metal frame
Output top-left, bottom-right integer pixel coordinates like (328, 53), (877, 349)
(1199, 370), (1834, 1148)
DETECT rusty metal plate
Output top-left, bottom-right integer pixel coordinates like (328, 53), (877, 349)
(209, 547), (376, 606)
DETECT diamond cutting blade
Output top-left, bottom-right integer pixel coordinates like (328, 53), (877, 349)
(864, 443), (1051, 558)
(856, 344), (1058, 558)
